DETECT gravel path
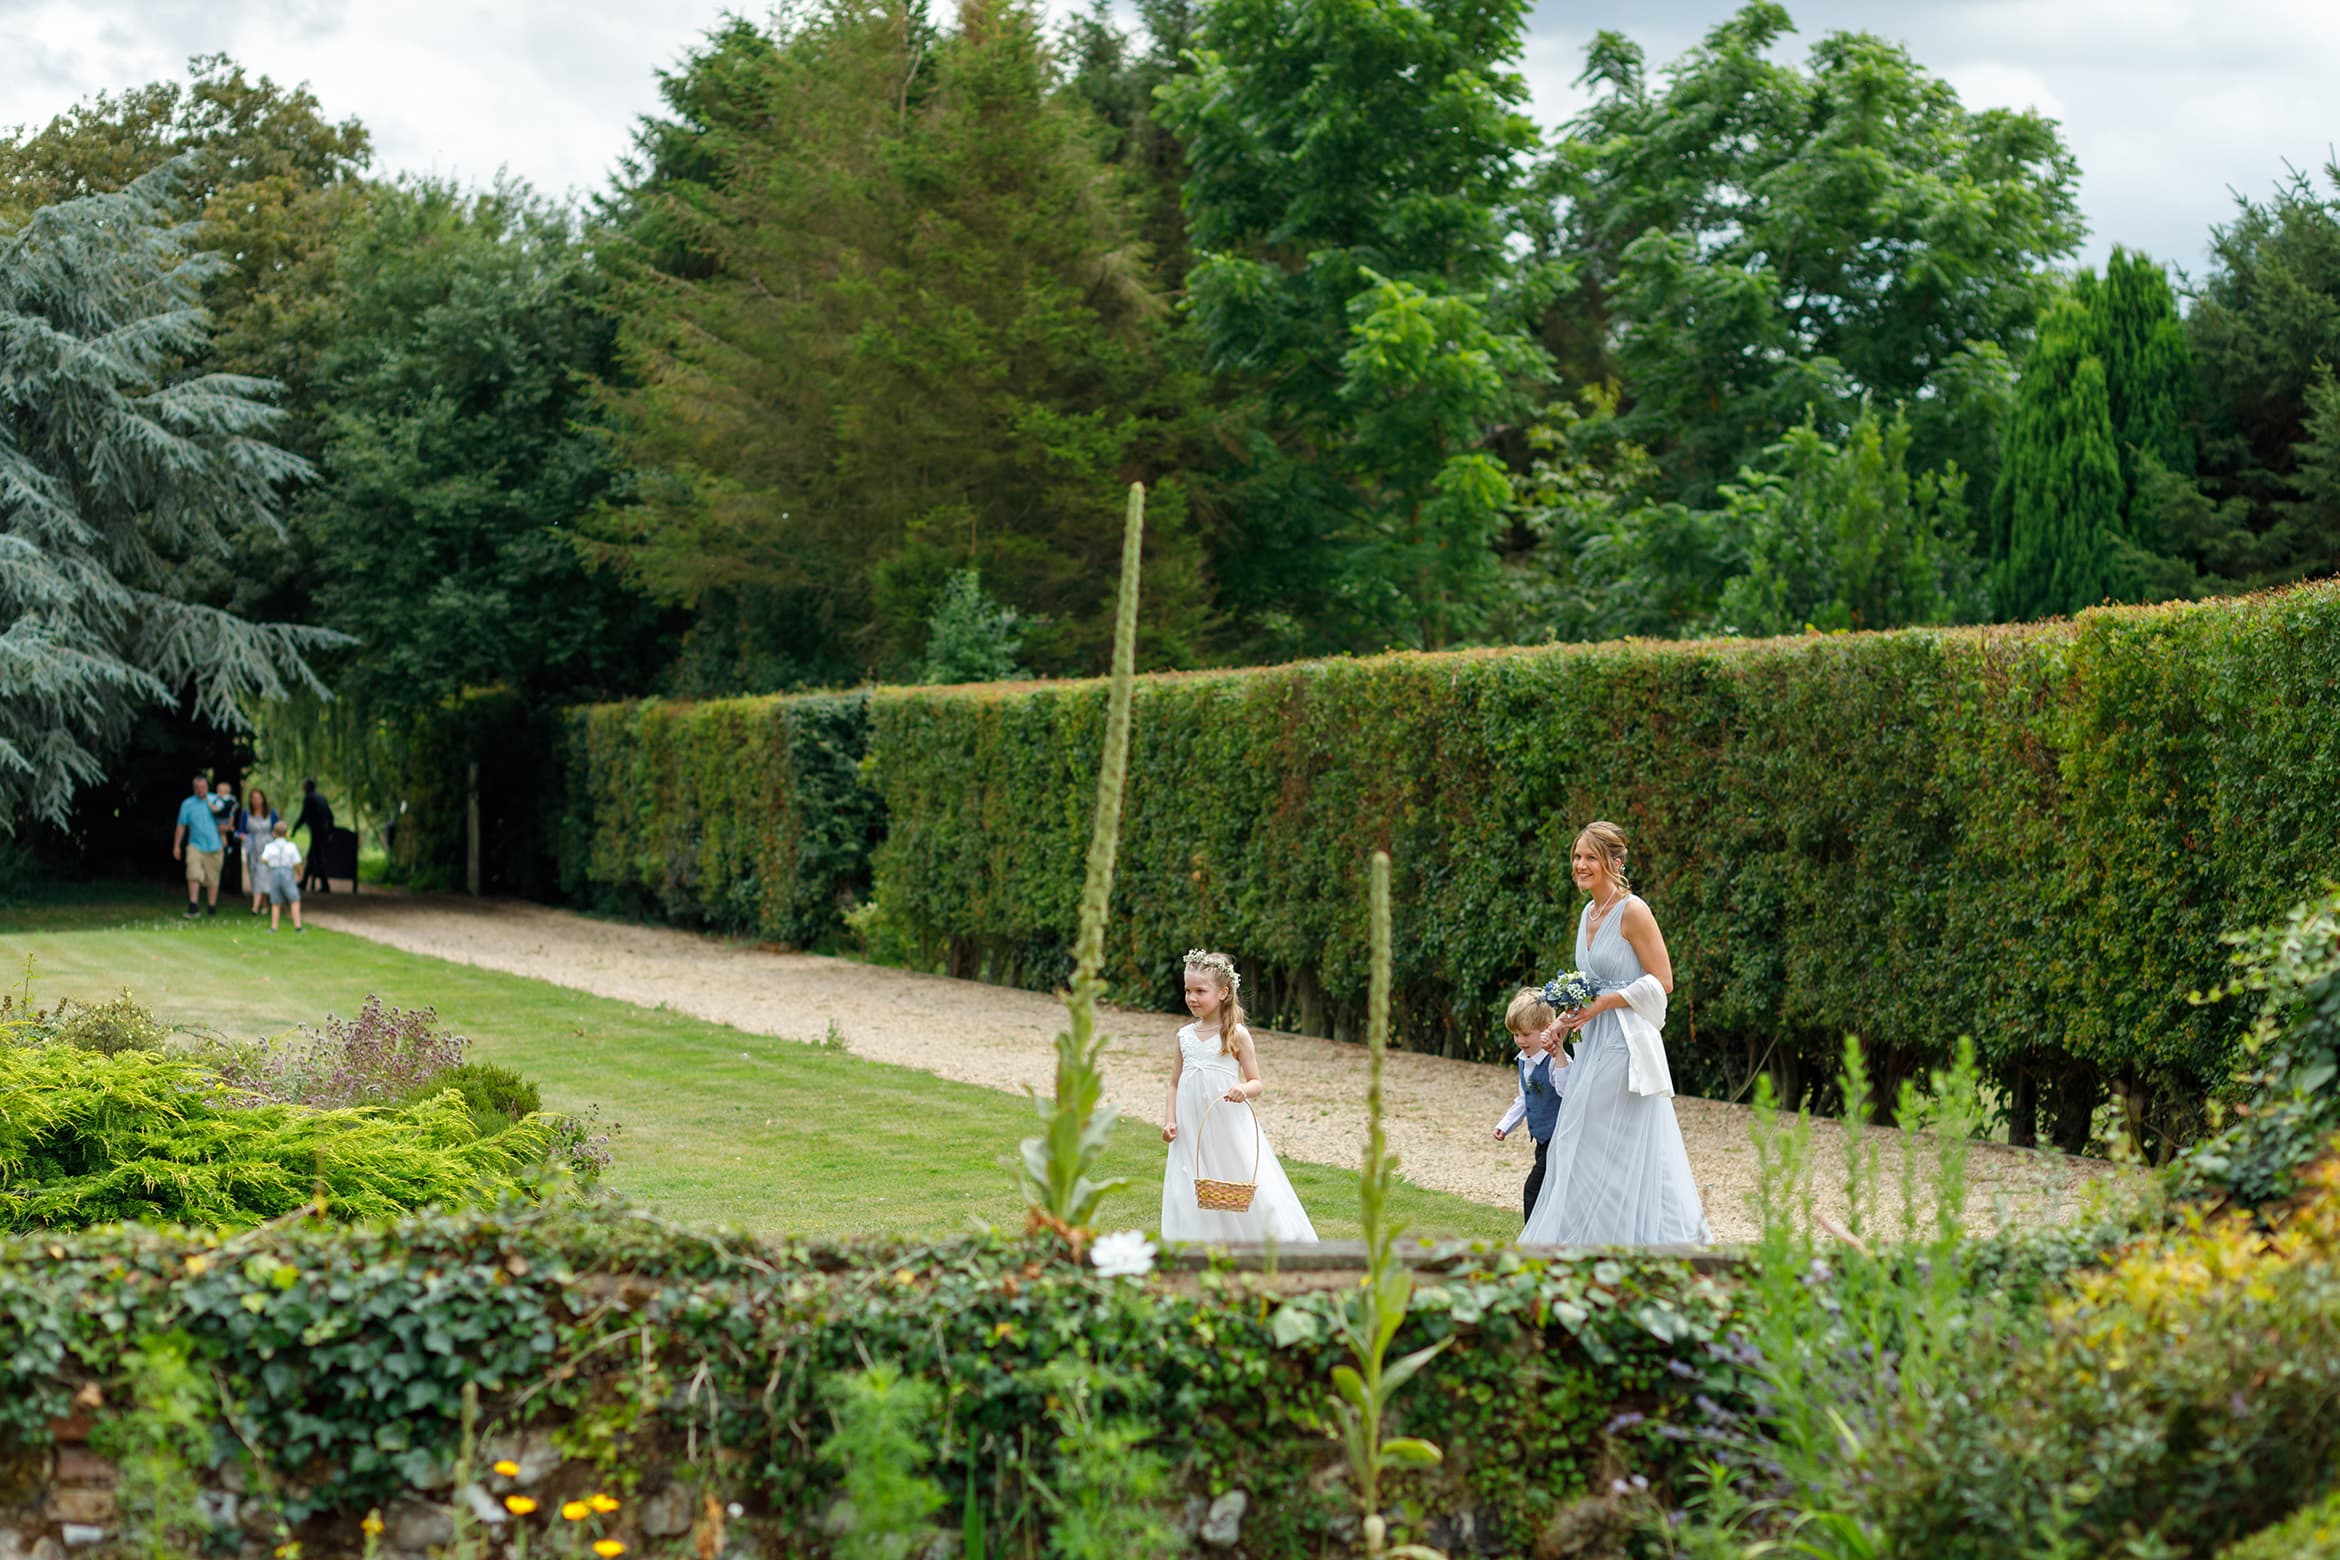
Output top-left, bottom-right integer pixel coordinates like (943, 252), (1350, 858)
(304, 893), (2118, 1243)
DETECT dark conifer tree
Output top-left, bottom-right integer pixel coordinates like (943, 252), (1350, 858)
(1992, 298), (2126, 618)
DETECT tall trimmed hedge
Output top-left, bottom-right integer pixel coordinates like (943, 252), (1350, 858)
(556, 691), (875, 947)
(556, 584), (2340, 1152)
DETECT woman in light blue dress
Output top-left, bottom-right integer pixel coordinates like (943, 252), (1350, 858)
(1520, 822), (1710, 1247)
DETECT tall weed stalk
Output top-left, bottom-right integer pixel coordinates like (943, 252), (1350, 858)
(1018, 482), (1145, 1245)
(1327, 852), (1449, 1560)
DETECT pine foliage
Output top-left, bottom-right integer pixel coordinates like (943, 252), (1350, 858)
(593, 0), (1208, 688)
(0, 163), (342, 829)
(0, 1043), (561, 1231)
(1990, 297), (2128, 618)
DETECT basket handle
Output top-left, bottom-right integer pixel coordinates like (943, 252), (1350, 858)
(1193, 1090), (1263, 1184)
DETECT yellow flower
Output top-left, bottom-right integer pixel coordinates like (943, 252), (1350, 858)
(561, 1501), (592, 1522)
(593, 1543), (627, 1558)
(184, 1253), (211, 1276)
(274, 1545), (301, 1560)
(492, 1459), (521, 1478)
(587, 1494), (621, 1514)
(504, 1496), (539, 1517)
(361, 1511), (385, 1538)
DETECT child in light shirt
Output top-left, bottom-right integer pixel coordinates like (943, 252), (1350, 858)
(1494, 988), (1569, 1224)
(259, 820), (306, 933)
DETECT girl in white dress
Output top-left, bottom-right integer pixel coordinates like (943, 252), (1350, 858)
(1520, 822), (1710, 1247)
(1160, 950), (1319, 1244)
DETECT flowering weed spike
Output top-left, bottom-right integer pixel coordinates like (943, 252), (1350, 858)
(1018, 482), (1145, 1244)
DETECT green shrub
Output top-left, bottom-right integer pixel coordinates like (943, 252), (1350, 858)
(50, 991), (171, 1055)
(0, 1042), (566, 1230)
(820, 1365), (948, 1560)
(2181, 883), (2340, 1206)
(1670, 1040), (2340, 1559)
(2221, 1484), (2340, 1558)
(404, 1060), (543, 1131)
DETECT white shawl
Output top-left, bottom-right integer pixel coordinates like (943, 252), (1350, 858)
(1616, 974), (1674, 1098)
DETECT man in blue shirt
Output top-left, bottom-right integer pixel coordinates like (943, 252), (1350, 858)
(173, 773), (224, 918)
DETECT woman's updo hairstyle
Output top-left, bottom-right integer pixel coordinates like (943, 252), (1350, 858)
(1576, 820), (1632, 897)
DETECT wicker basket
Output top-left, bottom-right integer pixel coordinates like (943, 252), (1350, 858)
(1193, 1095), (1262, 1212)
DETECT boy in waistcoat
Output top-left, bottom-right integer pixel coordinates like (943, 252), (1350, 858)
(1494, 988), (1570, 1223)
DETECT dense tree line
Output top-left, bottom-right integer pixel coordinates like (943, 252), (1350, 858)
(6, 3), (2340, 839)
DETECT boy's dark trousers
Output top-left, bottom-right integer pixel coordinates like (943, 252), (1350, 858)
(1521, 1134), (1552, 1223)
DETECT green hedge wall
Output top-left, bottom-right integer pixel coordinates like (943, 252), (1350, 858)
(556, 692), (875, 947)
(555, 584), (2340, 1153)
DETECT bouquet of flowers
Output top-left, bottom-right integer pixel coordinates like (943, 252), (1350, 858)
(1542, 969), (1597, 1013)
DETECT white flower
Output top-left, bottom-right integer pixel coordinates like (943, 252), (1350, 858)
(1089, 1229), (1157, 1279)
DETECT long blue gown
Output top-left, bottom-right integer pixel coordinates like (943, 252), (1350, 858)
(1519, 895), (1710, 1247)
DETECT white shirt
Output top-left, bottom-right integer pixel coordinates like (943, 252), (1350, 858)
(1496, 1048), (1568, 1135)
(260, 838), (303, 870)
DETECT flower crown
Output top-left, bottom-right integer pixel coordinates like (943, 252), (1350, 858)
(1183, 948), (1241, 993)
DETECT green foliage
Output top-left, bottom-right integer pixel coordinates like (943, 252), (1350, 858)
(1019, 486), (1142, 1238)
(0, 1040), (566, 1231)
(300, 178), (663, 734)
(1032, 1361), (1183, 1559)
(921, 569), (1028, 685)
(1990, 296), (2129, 618)
(0, 1200), (1733, 1549)
(12, 990), (172, 1055)
(1547, 3), (2082, 501)
(593, 0), (1211, 688)
(406, 1062), (544, 1133)
(1159, 0), (1552, 654)
(0, 162), (343, 830)
(1712, 408), (1986, 637)
(2221, 1485), (2340, 1559)
(1331, 852), (1450, 1559)
(0, 53), (373, 463)
(2180, 884), (2340, 1206)
(1672, 1045), (2340, 1559)
(820, 1365), (948, 1560)
(94, 1333), (214, 1560)
(2186, 157), (2340, 589)
(558, 691), (877, 948)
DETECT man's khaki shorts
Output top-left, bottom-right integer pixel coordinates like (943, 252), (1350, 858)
(186, 848), (222, 888)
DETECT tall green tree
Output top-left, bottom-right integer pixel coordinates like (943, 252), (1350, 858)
(0, 167), (339, 829)
(1990, 297), (2127, 618)
(1158, 0), (1554, 654)
(595, 0), (1209, 688)
(2087, 248), (2197, 495)
(300, 179), (664, 732)
(0, 55), (372, 463)
(2180, 160), (2340, 587)
(1547, 3), (2083, 501)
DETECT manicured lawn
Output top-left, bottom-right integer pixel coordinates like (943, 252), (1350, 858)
(0, 895), (1518, 1244)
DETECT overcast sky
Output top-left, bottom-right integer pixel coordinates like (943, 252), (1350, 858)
(5, 0), (2336, 276)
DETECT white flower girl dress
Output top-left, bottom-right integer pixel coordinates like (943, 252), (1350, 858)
(1160, 1023), (1319, 1244)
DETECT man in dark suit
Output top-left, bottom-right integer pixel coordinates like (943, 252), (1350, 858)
(295, 778), (336, 892)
